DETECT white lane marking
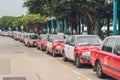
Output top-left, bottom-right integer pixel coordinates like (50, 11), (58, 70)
(63, 64), (69, 68)
(57, 62), (90, 80)
(72, 70), (90, 80)
(77, 76), (82, 80)
(56, 61), (60, 64)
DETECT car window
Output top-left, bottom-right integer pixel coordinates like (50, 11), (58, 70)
(38, 36), (42, 40)
(76, 36), (101, 46)
(29, 35), (38, 39)
(48, 35), (53, 42)
(66, 36), (72, 44)
(53, 35), (65, 42)
(102, 38), (115, 53)
(70, 36), (75, 46)
(101, 39), (108, 50)
(114, 38), (120, 55)
(40, 34), (48, 40)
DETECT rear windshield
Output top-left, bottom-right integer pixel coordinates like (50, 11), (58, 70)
(76, 36), (102, 46)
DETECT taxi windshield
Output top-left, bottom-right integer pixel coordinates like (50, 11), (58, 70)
(76, 36), (101, 46)
(53, 36), (65, 42)
(29, 35), (38, 39)
(40, 34), (48, 40)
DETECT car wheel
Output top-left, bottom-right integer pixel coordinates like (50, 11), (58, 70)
(46, 50), (49, 54)
(27, 42), (30, 47)
(52, 49), (56, 57)
(96, 61), (105, 78)
(25, 43), (27, 46)
(43, 47), (47, 51)
(75, 55), (83, 68)
(39, 45), (42, 50)
(41, 49), (44, 51)
(63, 51), (68, 61)
(37, 46), (40, 50)
(41, 47), (45, 51)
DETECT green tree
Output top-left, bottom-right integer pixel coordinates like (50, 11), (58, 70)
(22, 14), (46, 25)
(22, 14), (47, 33)
(0, 16), (16, 30)
(23, 0), (50, 16)
(24, 0), (106, 34)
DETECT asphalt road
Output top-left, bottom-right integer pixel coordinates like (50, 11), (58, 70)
(0, 36), (115, 80)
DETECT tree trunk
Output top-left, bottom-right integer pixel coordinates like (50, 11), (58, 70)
(86, 11), (97, 34)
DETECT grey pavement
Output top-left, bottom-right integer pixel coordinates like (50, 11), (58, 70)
(0, 36), (115, 80)
(0, 37), (82, 80)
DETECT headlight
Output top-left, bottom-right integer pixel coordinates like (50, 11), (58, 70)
(82, 51), (91, 56)
(55, 46), (61, 51)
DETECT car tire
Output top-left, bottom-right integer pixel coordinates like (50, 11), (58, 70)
(25, 43), (27, 46)
(37, 46), (40, 50)
(52, 49), (56, 57)
(46, 50), (49, 54)
(75, 55), (83, 68)
(96, 61), (105, 78)
(39, 45), (42, 50)
(27, 42), (30, 47)
(42, 48), (45, 51)
(63, 51), (68, 61)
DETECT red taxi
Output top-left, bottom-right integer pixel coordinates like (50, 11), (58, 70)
(63, 35), (102, 68)
(46, 35), (65, 57)
(90, 36), (120, 79)
(37, 34), (48, 51)
(24, 33), (38, 47)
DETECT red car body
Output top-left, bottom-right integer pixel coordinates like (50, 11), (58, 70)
(47, 41), (64, 55)
(90, 36), (120, 79)
(24, 33), (38, 47)
(52, 42), (64, 53)
(63, 35), (102, 68)
(37, 34), (49, 51)
(37, 39), (47, 50)
(25, 39), (38, 47)
(74, 46), (100, 64)
(46, 35), (65, 57)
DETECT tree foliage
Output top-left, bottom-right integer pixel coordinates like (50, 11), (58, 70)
(22, 14), (46, 25)
(0, 13), (47, 31)
(23, 0), (106, 34)
(0, 16), (17, 30)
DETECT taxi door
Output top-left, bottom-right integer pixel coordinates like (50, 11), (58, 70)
(111, 38), (120, 78)
(68, 36), (75, 61)
(64, 36), (71, 58)
(47, 37), (53, 53)
(100, 38), (116, 74)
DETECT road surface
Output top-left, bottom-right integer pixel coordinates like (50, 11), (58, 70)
(0, 36), (115, 80)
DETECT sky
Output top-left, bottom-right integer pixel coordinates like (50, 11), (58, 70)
(0, 0), (27, 17)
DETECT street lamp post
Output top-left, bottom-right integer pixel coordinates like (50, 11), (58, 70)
(46, 17), (56, 34)
(51, 20), (54, 34)
(64, 19), (67, 34)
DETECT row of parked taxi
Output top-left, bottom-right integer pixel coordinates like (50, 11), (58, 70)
(0, 31), (120, 79)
